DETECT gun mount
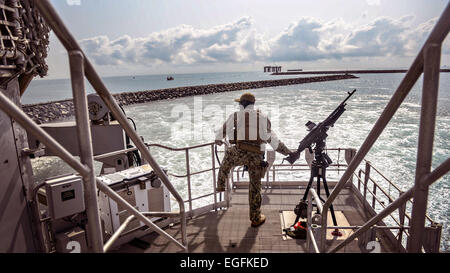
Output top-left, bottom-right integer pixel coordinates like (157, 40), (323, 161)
(283, 89), (356, 239)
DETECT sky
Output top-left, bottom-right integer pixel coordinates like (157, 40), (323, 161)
(45, 0), (450, 79)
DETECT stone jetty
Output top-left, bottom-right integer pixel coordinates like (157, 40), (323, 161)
(22, 74), (358, 124)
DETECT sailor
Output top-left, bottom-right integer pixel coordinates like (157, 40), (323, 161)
(215, 92), (293, 227)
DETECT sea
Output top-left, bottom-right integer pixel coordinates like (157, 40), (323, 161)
(22, 71), (449, 251)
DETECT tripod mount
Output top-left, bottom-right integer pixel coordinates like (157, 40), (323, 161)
(292, 139), (342, 237)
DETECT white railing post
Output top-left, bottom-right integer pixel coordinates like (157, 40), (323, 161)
(211, 144), (218, 210)
(408, 42), (441, 252)
(185, 149), (193, 217)
(68, 50), (104, 252)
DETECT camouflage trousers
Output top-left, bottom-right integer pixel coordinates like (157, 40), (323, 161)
(217, 146), (263, 222)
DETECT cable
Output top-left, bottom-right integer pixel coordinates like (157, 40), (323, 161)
(127, 117), (137, 131)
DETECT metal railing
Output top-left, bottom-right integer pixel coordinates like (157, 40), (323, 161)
(321, 3), (450, 253)
(90, 138), (443, 253)
(351, 161), (437, 251)
(0, 0), (189, 253)
(231, 148), (349, 186)
(151, 141), (429, 252)
(93, 141), (230, 220)
(146, 142), (230, 216)
(358, 160), (434, 224)
(303, 166), (421, 253)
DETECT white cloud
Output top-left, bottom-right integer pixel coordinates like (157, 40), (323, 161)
(268, 15), (440, 62)
(79, 15), (445, 68)
(80, 17), (267, 66)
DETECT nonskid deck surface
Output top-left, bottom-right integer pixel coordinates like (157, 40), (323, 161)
(113, 187), (394, 253)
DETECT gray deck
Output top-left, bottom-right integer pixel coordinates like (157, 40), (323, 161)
(113, 185), (398, 253)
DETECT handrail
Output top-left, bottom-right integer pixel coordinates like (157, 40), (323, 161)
(353, 170), (413, 245)
(358, 168), (434, 224)
(329, 157), (449, 253)
(363, 160), (402, 192)
(33, 0), (188, 252)
(94, 141), (228, 214)
(67, 50), (105, 251)
(145, 141), (225, 214)
(322, 4), (450, 252)
(147, 142), (215, 151)
(363, 156), (435, 224)
(93, 142), (215, 161)
(320, 3), (450, 252)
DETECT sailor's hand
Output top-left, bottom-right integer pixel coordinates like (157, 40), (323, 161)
(215, 140), (223, 146)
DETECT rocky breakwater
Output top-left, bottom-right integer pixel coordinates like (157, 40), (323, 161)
(22, 74), (358, 123)
(22, 99), (75, 124)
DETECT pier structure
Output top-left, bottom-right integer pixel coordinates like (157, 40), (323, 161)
(272, 69), (450, 75)
(264, 66), (282, 73)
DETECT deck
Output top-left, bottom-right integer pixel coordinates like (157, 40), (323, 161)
(112, 186), (398, 253)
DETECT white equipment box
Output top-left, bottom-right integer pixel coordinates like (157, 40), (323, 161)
(97, 164), (171, 236)
(45, 174), (85, 220)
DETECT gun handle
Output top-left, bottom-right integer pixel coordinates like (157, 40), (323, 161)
(284, 151), (300, 165)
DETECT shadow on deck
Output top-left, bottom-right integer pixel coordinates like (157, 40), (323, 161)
(113, 186), (396, 253)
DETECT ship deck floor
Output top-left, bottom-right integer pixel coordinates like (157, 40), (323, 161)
(113, 187), (396, 253)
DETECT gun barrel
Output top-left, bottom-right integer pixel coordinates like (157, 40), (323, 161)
(342, 89), (356, 105)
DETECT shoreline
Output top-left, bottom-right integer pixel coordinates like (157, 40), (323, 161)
(22, 74), (358, 124)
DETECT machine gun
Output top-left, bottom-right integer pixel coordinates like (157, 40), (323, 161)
(283, 89), (356, 165)
(283, 89), (356, 239)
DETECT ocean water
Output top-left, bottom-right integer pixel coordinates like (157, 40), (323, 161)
(26, 71), (449, 251)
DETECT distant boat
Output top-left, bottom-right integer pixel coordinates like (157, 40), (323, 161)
(167, 76), (174, 81)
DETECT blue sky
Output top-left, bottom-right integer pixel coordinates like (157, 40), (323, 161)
(46, 0), (450, 79)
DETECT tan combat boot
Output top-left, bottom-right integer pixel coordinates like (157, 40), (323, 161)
(251, 214), (266, 227)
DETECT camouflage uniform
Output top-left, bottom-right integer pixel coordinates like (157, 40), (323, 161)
(217, 146), (263, 221)
(216, 97), (291, 222)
